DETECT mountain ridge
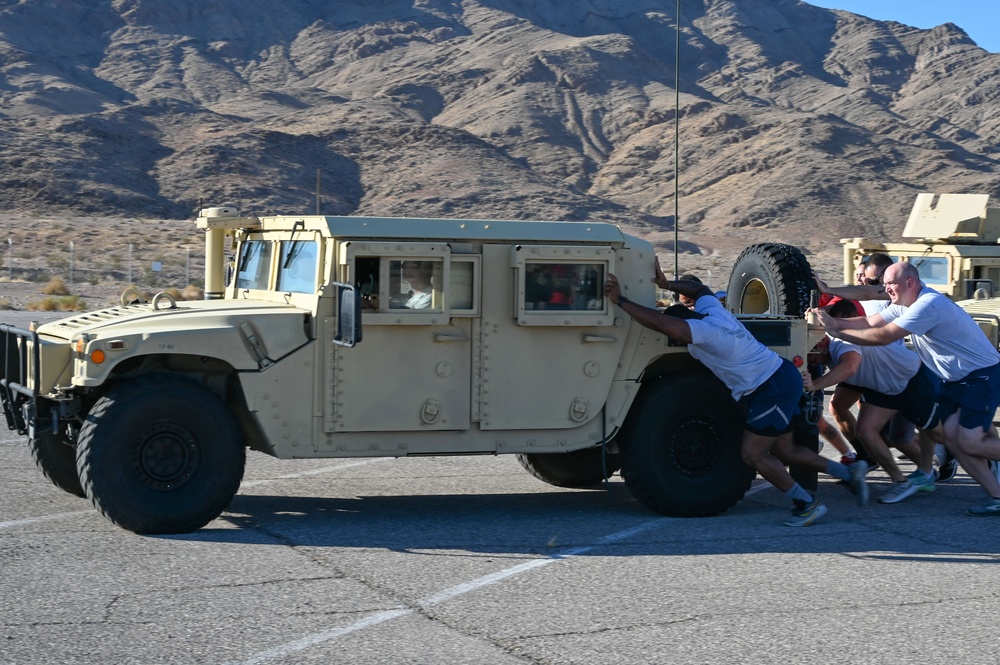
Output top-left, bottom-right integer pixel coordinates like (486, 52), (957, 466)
(1, 0), (999, 281)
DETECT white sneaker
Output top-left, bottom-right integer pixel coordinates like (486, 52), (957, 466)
(879, 480), (918, 504)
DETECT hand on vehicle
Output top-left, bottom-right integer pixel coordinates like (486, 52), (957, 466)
(653, 258), (669, 289)
(604, 274), (623, 304)
(810, 307), (838, 331)
(810, 270), (830, 294)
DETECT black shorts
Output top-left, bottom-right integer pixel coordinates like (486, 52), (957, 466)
(859, 363), (941, 431)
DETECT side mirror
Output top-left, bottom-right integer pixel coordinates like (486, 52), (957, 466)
(332, 282), (363, 348)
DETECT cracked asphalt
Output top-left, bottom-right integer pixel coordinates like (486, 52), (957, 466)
(3, 428), (1000, 664)
(3, 311), (1000, 663)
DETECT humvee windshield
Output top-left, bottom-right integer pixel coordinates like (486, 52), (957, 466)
(236, 239), (272, 289)
(235, 237), (318, 293)
(278, 240), (319, 294)
(894, 255), (949, 286)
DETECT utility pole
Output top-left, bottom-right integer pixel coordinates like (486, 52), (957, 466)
(315, 168), (321, 215)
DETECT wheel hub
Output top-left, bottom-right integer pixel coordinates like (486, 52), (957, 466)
(133, 424), (200, 490)
(671, 419), (721, 476)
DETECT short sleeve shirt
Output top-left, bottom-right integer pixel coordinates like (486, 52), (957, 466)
(827, 337), (920, 396)
(880, 286), (1000, 381)
(687, 295), (783, 400)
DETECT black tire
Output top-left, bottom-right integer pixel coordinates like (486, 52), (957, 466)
(516, 448), (620, 488)
(727, 243), (814, 316)
(76, 375), (246, 534)
(619, 373), (753, 517)
(30, 429), (86, 497)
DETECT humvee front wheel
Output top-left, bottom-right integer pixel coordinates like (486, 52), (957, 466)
(516, 448), (620, 488)
(727, 243), (813, 316)
(619, 373), (753, 517)
(77, 375), (246, 534)
(30, 429), (85, 497)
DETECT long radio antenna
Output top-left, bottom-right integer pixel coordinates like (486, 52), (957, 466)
(673, 0), (681, 279)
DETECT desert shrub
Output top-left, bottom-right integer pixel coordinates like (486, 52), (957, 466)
(42, 277), (69, 295)
(28, 295), (86, 312)
(0, 297), (13, 310)
(182, 284), (204, 300)
(87, 274), (101, 286)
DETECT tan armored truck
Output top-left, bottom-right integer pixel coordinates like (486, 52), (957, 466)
(841, 192), (1000, 347)
(2, 208), (823, 533)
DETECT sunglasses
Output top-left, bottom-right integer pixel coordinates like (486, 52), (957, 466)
(865, 269), (886, 286)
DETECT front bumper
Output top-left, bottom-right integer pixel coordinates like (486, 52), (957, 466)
(1, 323), (39, 434)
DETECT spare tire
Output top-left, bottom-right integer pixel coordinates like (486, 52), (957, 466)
(727, 243), (814, 316)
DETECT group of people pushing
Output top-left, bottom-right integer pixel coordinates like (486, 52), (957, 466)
(603, 253), (1000, 526)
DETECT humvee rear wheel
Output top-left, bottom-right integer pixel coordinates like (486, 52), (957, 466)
(516, 448), (620, 488)
(727, 243), (813, 316)
(30, 429), (85, 497)
(76, 375), (246, 534)
(619, 373), (753, 517)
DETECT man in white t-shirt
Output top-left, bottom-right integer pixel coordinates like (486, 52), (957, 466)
(605, 260), (868, 527)
(806, 331), (941, 504)
(813, 253), (941, 476)
(816, 261), (1000, 517)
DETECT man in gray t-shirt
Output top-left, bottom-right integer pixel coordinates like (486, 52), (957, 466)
(807, 334), (941, 504)
(816, 261), (1000, 517)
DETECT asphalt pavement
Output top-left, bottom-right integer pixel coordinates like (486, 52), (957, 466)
(3, 308), (1000, 664)
(3, 427), (1000, 665)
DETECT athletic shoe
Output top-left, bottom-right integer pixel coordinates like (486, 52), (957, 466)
(857, 459), (880, 474)
(909, 469), (937, 494)
(846, 460), (869, 506)
(966, 497), (1000, 517)
(879, 480), (918, 504)
(784, 501), (828, 527)
(938, 447), (959, 482)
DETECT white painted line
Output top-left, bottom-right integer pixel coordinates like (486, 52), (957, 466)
(226, 517), (669, 665)
(0, 510), (93, 531)
(231, 609), (411, 665)
(239, 458), (390, 489)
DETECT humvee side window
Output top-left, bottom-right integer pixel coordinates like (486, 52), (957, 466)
(356, 256), (381, 309)
(524, 263), (605, 311)
(449, 257), (479, 313)
(277, 240), (318, 294)
(389, 259), (443, 310)
(236, 239), (273, 290)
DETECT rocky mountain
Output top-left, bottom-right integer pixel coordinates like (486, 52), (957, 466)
(1, 0), (999, 278)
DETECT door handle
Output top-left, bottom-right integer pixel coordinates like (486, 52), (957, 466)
(433, 333), (470, 342)
(582, 334), (617, 343)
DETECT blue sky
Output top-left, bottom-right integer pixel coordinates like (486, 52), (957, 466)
(807, 1), (997, 53)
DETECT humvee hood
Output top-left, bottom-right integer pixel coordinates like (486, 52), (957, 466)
(36, 299), (312, 372)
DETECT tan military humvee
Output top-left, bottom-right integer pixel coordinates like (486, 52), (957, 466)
(841, 192), (1000, 347)
(2, 208), (822, 533)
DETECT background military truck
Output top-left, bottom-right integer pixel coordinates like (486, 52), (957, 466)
(2, 207), (823, 534)
(841, 192), (1000, 348)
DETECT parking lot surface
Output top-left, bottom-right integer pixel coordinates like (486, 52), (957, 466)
(3, 428), (1000, 665)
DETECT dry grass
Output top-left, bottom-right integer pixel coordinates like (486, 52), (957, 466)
(41, 277), (70, 296)
(0, 213), (208, 311)
(27, 295), (87, 311)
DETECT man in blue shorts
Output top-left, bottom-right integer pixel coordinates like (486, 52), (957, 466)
(816, 261), (1000, 516)
(806, 324), (941, 504)
(605, 261), (868, 527)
